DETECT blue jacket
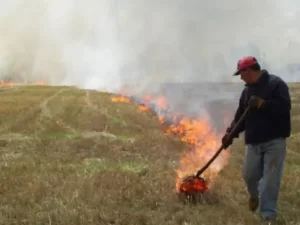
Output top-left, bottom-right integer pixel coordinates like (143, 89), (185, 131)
(229, 70), (291, 144)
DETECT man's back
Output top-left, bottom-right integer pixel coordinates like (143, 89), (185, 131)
(240, 70), (291, 144)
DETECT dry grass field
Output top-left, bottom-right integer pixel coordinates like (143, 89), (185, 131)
(0, 84), (299, 225)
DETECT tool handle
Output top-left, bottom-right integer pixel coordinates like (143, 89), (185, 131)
(195, 105), (250, 178)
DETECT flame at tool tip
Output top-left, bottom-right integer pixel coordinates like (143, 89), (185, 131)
(178, 176), (209, 195)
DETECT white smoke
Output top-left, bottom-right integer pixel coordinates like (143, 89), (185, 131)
(0, 0), (300, 91)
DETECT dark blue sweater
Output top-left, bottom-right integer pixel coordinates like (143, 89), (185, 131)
(229, 70), (291, 144)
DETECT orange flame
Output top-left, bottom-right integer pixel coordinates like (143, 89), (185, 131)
(138, 104), (150, 112)
(178, 176), (208, 195)
(111, 95), (130, 103)
(173, 117), (229, 191)
(0, 81), (46, 86)
(111, 92), (230, 192)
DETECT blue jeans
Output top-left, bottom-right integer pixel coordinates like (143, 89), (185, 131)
(243, 137), (286, 219)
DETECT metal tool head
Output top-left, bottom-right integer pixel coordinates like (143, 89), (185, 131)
(179, 175), (208, 195)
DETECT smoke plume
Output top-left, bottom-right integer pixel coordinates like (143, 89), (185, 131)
(1, 1), (299, 84)
(0, 0), (299, 100)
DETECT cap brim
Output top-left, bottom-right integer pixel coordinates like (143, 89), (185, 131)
(233, 69), (240, 76)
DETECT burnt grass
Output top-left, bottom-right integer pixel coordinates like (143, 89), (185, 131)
(0, 84), (299, 225)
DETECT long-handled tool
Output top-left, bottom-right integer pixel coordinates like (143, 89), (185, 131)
(178, 105), (251, 195)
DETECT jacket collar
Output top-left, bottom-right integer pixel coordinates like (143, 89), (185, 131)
(245, 69), (269, 87)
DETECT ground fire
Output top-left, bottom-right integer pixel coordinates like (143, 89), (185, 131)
(0, 81), (229, 196)
(0, 81), (46, 86)
(110, 92), (230, 196)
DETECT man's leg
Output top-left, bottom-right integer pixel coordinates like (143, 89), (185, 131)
(243, 143), (264, 211)
(259, 138), (286, 220)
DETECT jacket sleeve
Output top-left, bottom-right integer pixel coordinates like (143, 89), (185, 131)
(262, 79), (291, 115)
(227, 89), (246, 137)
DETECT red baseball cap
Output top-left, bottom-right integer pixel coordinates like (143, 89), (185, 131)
(233, 56), (258, 75)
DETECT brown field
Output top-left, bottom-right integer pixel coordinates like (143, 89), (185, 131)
(0, 84), (299, 225)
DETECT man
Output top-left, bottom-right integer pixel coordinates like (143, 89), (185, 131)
(222, 56), (291, 222)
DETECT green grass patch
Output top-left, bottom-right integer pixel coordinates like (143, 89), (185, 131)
(80, 158), (149, 176)
(44, 132), (82, 140)
(285, 163), (300, 174)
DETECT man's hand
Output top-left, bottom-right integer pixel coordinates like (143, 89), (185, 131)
(221, 132), (233, 149)
(248, 96), (265, 109)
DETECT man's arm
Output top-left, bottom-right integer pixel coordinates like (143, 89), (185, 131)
(262, 78), (291, 115)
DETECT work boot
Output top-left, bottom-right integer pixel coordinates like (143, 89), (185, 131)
(249, 197), (259, 211)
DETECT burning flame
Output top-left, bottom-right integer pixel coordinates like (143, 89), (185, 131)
(0, 80), (229, 194)
(179, 176), (208, 195)
(138, 104), (150, 112)
(111, 91), (230, 193)
(111, 95), (130, 103)
(173, 117), (228, 191)
(0, 81), (46, 86)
